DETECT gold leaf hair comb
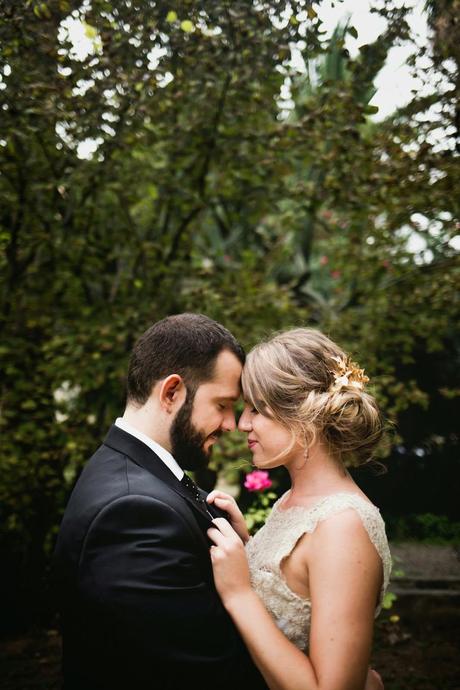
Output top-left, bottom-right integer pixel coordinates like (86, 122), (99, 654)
(329, 355), (369, 393)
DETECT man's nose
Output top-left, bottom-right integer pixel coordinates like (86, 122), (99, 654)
(222, 409), (236, 432)
(238, 408), (251, 432)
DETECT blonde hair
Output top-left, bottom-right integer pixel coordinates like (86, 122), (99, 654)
(241, 328), (384, 467)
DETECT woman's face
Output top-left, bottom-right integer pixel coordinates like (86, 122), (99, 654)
(238, 404), (303, 469)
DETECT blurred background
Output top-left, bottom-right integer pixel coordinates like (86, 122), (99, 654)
(1, 1), (459, 688)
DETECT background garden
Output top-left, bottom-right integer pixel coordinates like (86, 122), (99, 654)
(1, 1), (459, 688)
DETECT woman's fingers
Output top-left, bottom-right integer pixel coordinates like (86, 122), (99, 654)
(207, 495), (241, 520)
(211, 517), (238, 537)
(206, 490), (235, 505)
(207, 526), (227, 546)
(207, 518), (240, 545)
(213, 497), (237, 512)
(207, 495), (240, 516)
(212, 497), (231, 506)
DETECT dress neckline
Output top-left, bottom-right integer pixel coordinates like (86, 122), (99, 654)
(274, 491), (377, 515)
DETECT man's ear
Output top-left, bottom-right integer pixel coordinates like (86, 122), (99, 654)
(159, 374), (186, 413)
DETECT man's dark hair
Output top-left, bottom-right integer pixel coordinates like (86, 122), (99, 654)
(127, 313), (245, 405)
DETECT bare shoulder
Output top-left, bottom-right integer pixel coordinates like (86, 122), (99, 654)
(310, 507), (381, 562)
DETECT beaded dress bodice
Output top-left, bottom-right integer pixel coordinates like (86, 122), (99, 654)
(245, 492), (392, 653)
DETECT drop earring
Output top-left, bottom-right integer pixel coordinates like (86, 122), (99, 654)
(296, 445), (309, 470)
(302, 446), (310, 467)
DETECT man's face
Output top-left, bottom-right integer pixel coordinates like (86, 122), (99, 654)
(170, 349), (242, 471)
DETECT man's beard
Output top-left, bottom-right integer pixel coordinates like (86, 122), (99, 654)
(170, 393), (221, 471)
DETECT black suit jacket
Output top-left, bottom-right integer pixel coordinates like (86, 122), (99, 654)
(53, 425), (267, 690)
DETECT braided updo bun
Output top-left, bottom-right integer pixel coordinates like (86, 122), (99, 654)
(241, 328), (384, 466)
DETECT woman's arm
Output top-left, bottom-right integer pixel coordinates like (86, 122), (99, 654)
(208, 518), (317, 690)
(208, 511), (383, 690)
(306, 510), (383, 690)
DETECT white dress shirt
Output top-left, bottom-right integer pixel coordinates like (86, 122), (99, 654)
(115, 417), (184, 480)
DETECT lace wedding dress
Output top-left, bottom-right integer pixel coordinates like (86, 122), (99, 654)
(245, 492), (392, 653)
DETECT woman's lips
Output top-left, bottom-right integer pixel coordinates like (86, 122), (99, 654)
(248, 440), (258, 450)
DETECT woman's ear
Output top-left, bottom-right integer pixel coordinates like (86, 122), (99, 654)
(159, 374), (186, 413)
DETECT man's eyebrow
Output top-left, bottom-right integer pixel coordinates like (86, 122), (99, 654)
(216, 395), (240, 402)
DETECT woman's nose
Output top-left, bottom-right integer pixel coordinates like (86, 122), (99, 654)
(238, 408), (252, 432)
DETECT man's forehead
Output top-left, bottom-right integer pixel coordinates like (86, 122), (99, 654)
(204, 379), (241, 398)
(216, 393), (241, 402)
(211, 350), (242, 379)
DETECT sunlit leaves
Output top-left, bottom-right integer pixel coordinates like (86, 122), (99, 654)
(166, 11), (178, 23)
(180, 20), (194, 33)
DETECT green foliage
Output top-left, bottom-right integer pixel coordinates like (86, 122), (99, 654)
(244, 492), (278, 535)
(387, 514), (460, 545)
(381, 591), (398, 610)
(0, 0), (322, 624)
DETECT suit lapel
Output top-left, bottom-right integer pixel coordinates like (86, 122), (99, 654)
(102, 425), (215, 525)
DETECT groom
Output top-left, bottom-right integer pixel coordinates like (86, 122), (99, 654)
(53, 313), (267, 690)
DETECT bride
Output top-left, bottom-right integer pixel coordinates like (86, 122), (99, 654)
(207, 328), (391, 690)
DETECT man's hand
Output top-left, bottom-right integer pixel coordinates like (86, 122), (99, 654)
(364, 668), (384, 690)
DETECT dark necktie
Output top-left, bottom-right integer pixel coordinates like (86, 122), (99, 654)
(181, 474), (226, 520)
(181, 473), (206, 505)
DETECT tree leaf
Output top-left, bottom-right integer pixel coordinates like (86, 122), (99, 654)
(348, 26), (358, 39)
(180, 20), (194, 33)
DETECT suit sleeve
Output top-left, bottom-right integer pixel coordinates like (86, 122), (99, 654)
(78, 494), (241, 665)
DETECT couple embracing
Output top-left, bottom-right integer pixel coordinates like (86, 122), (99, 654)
(54, 313), (391, 690)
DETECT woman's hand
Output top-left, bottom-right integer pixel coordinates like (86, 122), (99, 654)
(206, 490), (250, 544)
(207, 517), (252, 607)
(365, 669), (384, 690)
